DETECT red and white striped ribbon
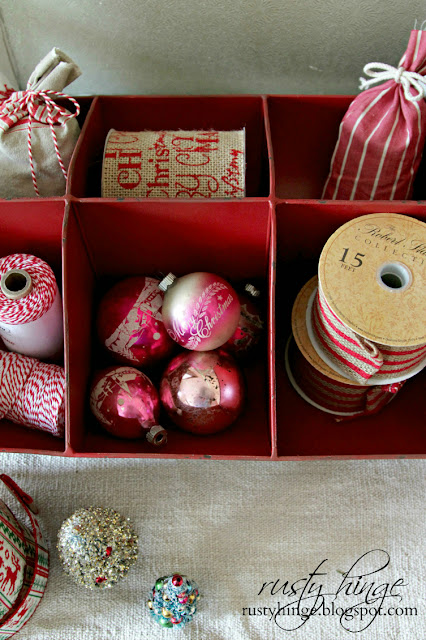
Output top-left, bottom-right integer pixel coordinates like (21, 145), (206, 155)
(0, 88), (80, 196)
(323, 29), (426, 200)
(287, 337), (404, 418)
(0, 254), (57, 325)
(312, 285), (426, 384)
(0, 350), (65, 437)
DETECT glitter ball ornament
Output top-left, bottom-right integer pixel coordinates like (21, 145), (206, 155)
(148, 573), (200, 627)
(97, 276), (175, 368)
(57, 507), (138, 590)
(160, 349), (245, 434)
(90, 366), (167, 445)
(223, 284), (264, 357)
(159, 272), (240, 351)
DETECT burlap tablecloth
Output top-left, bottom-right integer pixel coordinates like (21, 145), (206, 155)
(0, 454), (424, 640)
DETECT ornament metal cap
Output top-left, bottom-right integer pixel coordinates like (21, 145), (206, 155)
(244, 283), (260, 298)
(158, 273), (176, 292)
(146, 425), (168, 446)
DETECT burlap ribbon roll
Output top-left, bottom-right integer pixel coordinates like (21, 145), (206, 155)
(102, 129), (245, 198)
(286, 336), (403, 419)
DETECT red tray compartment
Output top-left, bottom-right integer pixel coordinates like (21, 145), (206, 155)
(63, 199), (274, 458)
(275, 200), (426, 459)
(68, 95), (271, 198)
(0, 199), (66, 454)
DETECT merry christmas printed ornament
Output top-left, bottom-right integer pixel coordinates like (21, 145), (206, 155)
(148, 573), (200, 628)
(89, 366), (167, 445)
(223, 284), (264, 357)
(97, 276), (174, 368)
(57, 507), (138, 590)
(159, 272), (240, 351)
(160, 349), (245, 434)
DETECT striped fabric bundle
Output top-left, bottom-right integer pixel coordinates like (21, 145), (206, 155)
(0, 350), (65, 437)
(323, 29), (426, 200)
(312, 286), (426, 383)
(289, 339), (404, 418)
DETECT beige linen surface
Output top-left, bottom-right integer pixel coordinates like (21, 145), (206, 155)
(0, 454), (424, 640)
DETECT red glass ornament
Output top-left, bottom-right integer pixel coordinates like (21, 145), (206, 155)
(223, 284), (264, 357)
(89, 366), (167, 445)
(160, 350), (245, 434)
(97, 276), (174, 368)
(159, 272), (240, 351)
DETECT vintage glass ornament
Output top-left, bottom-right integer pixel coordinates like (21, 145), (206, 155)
(159, 272), (240, 351)
(160, 349), (245, 434)
(147, 573), (200, 627)
(57, 506), (138, 590)
(97, 276), (174, 368)
(223, 284), (264, 357)
(89, 366), (167, 445)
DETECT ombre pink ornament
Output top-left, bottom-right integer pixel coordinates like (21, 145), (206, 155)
(89, 366), (167, 445)
(160, 350), (245, 434)
(159, 272), (240, 351)
(97, 276), (174, 368)
(223, 284), (264, 357)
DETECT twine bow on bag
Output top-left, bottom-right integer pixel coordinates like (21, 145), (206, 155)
(322, 29), (426, 200)
(0, 89), (80, 195)
(359, 62), (426, 102)
(0, 48), (81, 198)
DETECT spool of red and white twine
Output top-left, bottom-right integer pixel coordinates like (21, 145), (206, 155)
(0, 350), (65, 437)
(0, 254), (63, 360)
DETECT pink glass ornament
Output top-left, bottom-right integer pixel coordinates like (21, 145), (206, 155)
(97, 276), (174, 368)
(223, 284), (264, 357)
(159, 272), (240, 351)
(160, 350), (245, 434)
(89, 366), (167, 445)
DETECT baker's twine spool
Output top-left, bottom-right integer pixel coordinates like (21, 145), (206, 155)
(286, 336), (404, 420)
(0, 350), (65, 437)
(0, 254), (63, 360)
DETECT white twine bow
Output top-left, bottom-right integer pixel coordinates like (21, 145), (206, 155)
(0, 89), (80, 196)
(359, 62), (426, 103)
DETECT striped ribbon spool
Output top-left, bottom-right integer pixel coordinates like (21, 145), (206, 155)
(316, 213), (426, 385)
(0, 474), (49, 639)
(289, 278), (405, 419)
(0, 254), (63, 360)
(0, 350), (65, 437)
(285, 336), (404, 419)
(311, 284), (426, 384)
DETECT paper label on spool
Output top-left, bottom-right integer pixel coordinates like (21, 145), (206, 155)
(102, 129), (245, 198)
(0, 288), (63, 359)
(318, 213), (426, 346)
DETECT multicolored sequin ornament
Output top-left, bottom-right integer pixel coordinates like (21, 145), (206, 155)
(57, 507), (138, 589)
(147, 573), (200, 627)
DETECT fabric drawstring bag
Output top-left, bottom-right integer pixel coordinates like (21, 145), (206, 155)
(323, 28), (426, 200)
(0, 48), (81, 197)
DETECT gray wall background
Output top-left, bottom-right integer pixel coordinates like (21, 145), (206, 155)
(0, 1), (425, 96)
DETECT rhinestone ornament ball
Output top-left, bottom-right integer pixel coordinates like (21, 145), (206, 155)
(57, 506), (138, 589)
(148, 573), (200, 627)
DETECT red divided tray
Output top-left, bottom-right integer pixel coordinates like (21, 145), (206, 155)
(0, 95), (425, 459)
